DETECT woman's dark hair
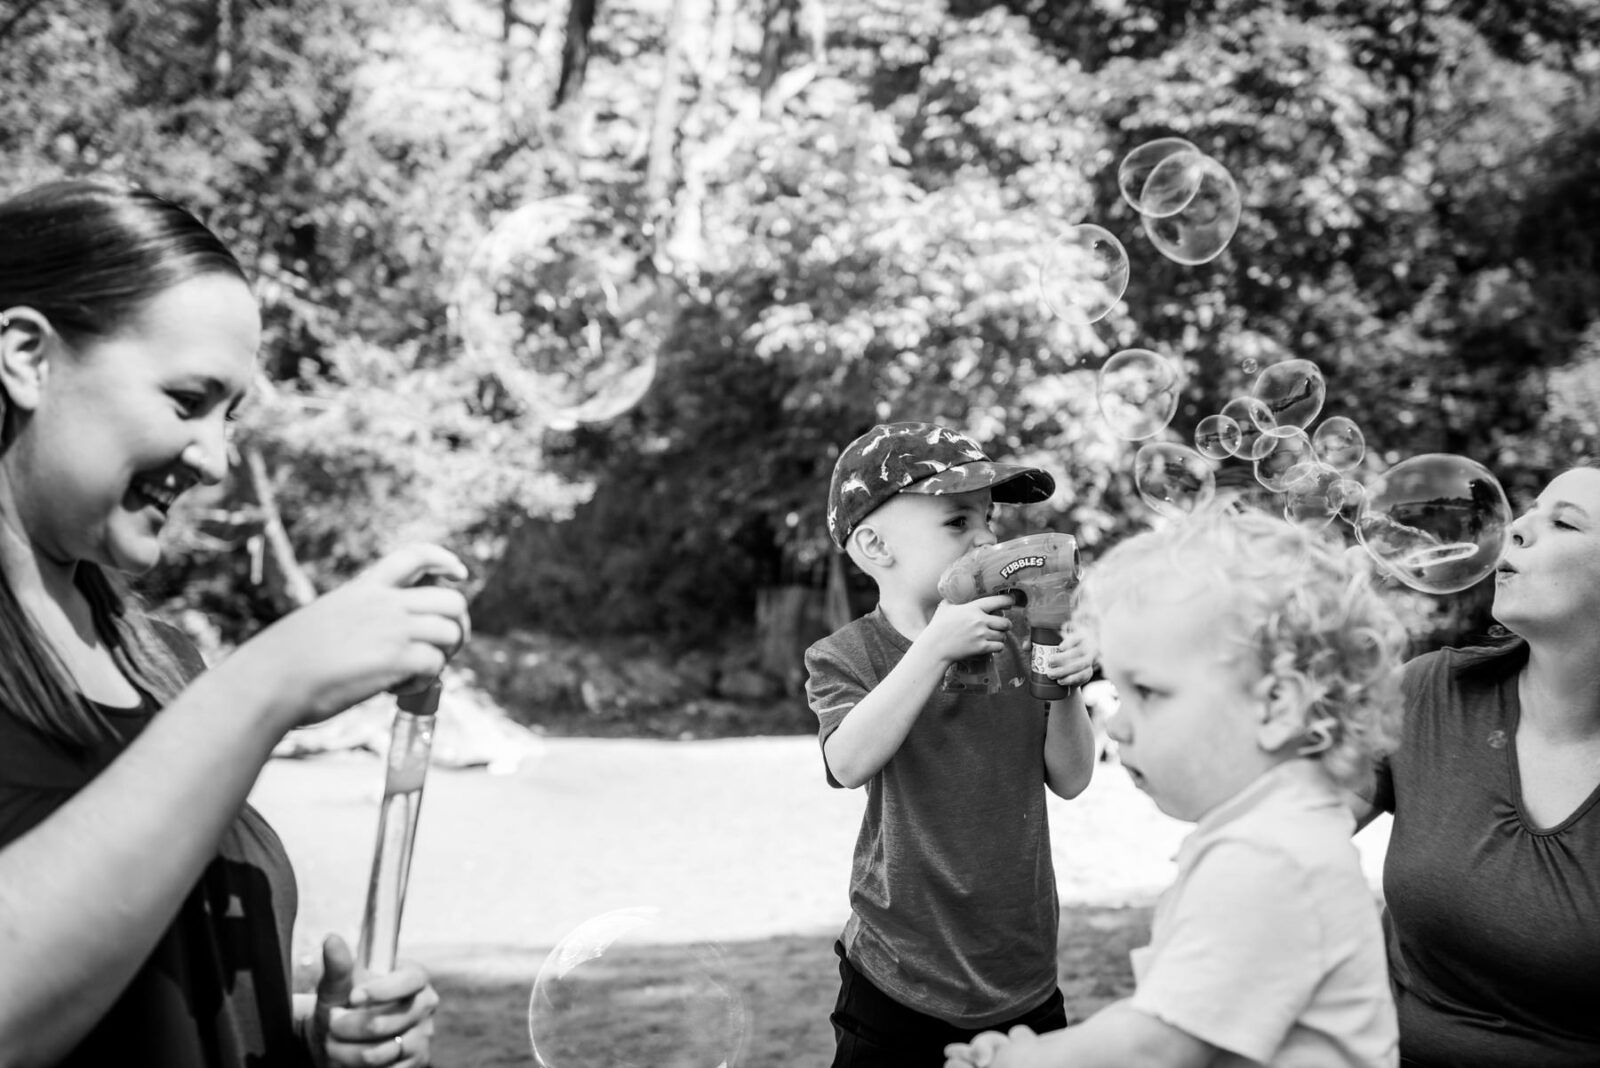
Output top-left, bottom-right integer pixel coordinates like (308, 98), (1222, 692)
(0, 178), (249, 749)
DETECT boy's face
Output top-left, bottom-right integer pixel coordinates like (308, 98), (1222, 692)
(862, 488), (998, 605)
(1098, 588), (1277, 822)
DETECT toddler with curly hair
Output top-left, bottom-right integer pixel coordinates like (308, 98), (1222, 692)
(945, 501), (1406, 1068)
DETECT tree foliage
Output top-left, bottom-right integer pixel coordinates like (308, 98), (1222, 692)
(2, 0), (1597, 652)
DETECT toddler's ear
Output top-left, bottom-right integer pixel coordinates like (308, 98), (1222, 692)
(1255, 674), (1312, 753)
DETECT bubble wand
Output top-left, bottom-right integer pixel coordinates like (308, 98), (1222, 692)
(356, 677), (441, 974)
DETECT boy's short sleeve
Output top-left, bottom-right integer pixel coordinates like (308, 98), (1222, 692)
(1129, 839), (1323, 1062)
(804, 638), (868, 789)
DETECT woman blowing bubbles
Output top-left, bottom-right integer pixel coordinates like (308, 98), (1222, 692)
(1357, 465), (1600, 1065)
(0, 179), (468, 1067)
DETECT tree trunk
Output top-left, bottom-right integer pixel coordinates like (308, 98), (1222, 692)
(554, 0), (598, 108)
(756, 584), (826, 694)
(238, 443), (318, 614)
(644, 0), (692, 213)
(825, 552), (855, 632)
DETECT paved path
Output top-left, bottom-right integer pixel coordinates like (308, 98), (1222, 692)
(250, 736), (1392, 973)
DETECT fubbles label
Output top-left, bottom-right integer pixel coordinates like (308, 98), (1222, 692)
(998, 555), (1046, 580)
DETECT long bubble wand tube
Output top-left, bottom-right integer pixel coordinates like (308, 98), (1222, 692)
(356, 678), (441, 973)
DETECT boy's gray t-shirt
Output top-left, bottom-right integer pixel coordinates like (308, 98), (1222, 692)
(804, 606), (1060, 1028)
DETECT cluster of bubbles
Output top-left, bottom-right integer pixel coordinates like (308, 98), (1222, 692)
(529, 906), (749, 1068)
(1073, 138), (1513, 596)
(450, 197), (662, 429)
(1037, 139), (1242, 327)
(1092, 345), (1511, 594)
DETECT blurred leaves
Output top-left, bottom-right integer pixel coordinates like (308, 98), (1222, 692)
(2, 0), (1597, 646)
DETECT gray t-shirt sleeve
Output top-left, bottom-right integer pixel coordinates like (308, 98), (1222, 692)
(804, 632), (868, 788)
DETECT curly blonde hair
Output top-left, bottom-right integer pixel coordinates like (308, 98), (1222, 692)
(1078, 499), (1408, 792)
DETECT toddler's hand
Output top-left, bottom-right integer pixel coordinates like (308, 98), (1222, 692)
(922, 594), (1014, 664)
(1040, 625), (1097, 689)
(943, 1025), (1025, 1068)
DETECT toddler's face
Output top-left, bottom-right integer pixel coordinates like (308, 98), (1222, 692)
(1097, 588), (1275, 822)
(867, 489), (997, 603)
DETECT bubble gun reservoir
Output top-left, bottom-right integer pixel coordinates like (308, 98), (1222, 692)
(938, 532), (1080, 700)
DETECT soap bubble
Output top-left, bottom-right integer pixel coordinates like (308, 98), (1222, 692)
(1354, 454), (1512, 595)
(1038, 224), (1130, 324)
(529, 907), (748, 1068)
(1250, 359), (1326, 436)
(1219, 396), (1276, 460)
(1139, 150), (1208, 219)
(453, 198), (661, 428)
(1117, 137), (1200, 215)
(1097, 349), (1183, 441)
(1312, 416), (1365, 472)
(1194, 414), (1242, 459)
(1330, 478), (1367, 523)
(1281, 462), (1343, 530)
(1254, 428), (1315, 492)
(1134, 442), (1216, 519)
(1141, 153), (1242, 265)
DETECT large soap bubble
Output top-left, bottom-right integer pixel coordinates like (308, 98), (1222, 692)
(1134, 442), (1217, 519)
(1037, 224), (1130, 325)
(1097, 349), (1183, 441)
(1141, 153), (1242, 265)
(453, 198), (661, 428)
(1117, 137), (1200, 216)
(1354, 454), (1512, 595)
(529, 906), (748, 1068)
(1250, 359), (1326, 437)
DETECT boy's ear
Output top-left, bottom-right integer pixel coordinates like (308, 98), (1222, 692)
(0, 308), (53, 413)
(1254, 674), (1312, 753)
(851, 522), (895, 568)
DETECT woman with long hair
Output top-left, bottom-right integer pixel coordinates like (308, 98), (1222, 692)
(0, 178), (467, 1068)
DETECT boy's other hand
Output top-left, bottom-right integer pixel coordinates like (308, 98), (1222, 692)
(1041, 624), (1098, 688)
(923, 594), (1014, 663)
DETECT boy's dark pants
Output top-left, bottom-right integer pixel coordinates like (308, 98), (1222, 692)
(830, 941), (1068, 1067)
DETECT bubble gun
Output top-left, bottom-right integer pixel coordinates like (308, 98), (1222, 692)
(937, 532), (1081, 700)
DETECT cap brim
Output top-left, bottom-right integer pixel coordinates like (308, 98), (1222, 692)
(901, 463), (1056, 503)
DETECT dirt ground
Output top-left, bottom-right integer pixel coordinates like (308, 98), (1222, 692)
(249, 736), (1393, 1065)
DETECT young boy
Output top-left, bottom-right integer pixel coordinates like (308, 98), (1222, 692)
(944, 503), (1404, 1068)
(806, 421), (1101, 1067)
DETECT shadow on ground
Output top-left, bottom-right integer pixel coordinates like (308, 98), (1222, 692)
(393, 905), (1149, 1067)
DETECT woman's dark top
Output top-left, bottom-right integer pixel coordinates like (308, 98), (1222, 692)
(1373, 642), (1600, 1066)
(0, 630), (309, 1068)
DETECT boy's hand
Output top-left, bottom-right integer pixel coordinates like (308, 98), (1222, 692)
(1039, 624), (1098, 688)
(921, 594), (1015, 664)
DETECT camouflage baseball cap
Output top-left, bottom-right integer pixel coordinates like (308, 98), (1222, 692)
(827, 422), (1056, 548)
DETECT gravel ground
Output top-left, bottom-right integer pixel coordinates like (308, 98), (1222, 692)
(249, 735), (1393, 977)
